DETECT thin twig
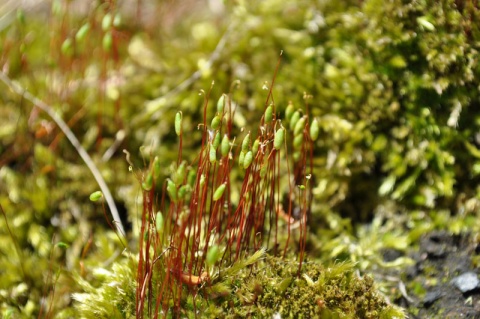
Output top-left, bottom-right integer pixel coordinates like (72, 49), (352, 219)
(0, 71), (126, 236)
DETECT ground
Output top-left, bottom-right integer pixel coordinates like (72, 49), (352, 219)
(388, 231), (480, 318)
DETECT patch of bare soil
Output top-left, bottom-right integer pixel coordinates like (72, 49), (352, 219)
(396, 231), (480, 318)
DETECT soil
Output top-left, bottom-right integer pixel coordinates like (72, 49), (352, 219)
(392, 231), (480, 318)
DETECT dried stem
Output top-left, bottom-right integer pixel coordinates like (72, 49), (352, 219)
(0, 71), (126, 236)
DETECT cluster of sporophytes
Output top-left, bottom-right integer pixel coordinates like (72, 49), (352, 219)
(4, 0), (479, 317)
(130, 79), (317, 317)
(77, 84), (404, 318)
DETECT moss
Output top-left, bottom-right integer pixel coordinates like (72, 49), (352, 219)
(206, 256), (404, 318)
(2, 0), (480, 317)
(72, 253), (137, 319)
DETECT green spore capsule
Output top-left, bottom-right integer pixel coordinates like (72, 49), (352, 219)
(200, 174), (206, 187)
(238, 151), (246, 167)
(289, 111), (301, 131)
(153, 156), (161, 179)
(242, 133), (251, 152)
(178, 185), (189, 199)
(293, 133), (304, 149)
(294, 117), (306, 135)
(252, 138), (260, 155)
(16, 9), (25, 25)
(156, 212), (164, 234)
(175, 111), (182, 136)
(213, 183), (226, 201)
(102, 13), (112, 31)
(285, 102), (295, 121)
(142, 172), (153, 191)
(212, 132), (221, 150)
(274, 128), (285, 150)
(260, 165), (268, 178)
(61, 38), (73, 56)
(209, 146), (217, 163)
(293, 151), (301, 162)
(265, 105), (273, 123)
(102, 31), (113, 51)
(76, 23), (90, 42)
(167, 179), (177, 201)
(217, 94), (226, 114)
(89, 191), (103, 202)
(113, 13), (122, 27)
(187, 170), (196, 187)
(221, 135), (230, 157)
(175, 161), (187, 184)
(243, 151), (253, 169)
(56, 242), (69, 249)
(206, 245), (221, 267)
(310, 118), (319, 141)
(211, 115), (221, 130)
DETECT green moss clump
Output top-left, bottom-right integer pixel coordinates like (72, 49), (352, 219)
(72, 254), (137, 319)
(207, 255), (405, 319)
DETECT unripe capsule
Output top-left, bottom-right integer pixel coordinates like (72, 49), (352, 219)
(102, 32), (113, 51)
(175, 112), (182, 136)
(213, 183), (226, 201)
(206, 245), (221, 266)
(61, 38), (73, 56)
(178, 185), (189, 199)
(243, 151), (253, 169)
(274, 128), (285, 150)
(217, 94), (226, 114)
(142, 172), (153, 191)
(175, 161), (187, 184)
(238, 151), (246, 167)
(113, 13), (122, 27)
(16, 9), (25, 25)
(310, 118), (319, 141)
(285, 102), (294, 121)
(293, 133), (304, 149)
(294, 117), (306, 135)
(89, 191), (103, 202)
(252, 138), (260, 155)
(242, 133), (251, 152)
(265, 105), (273, 123)
(76, 23), (90, 42)
(102, 13), (112, 31)
(167, 179), (177, 201)
(156, 212), (164, 234)
(289, 111), (301, 131)
(209, 146), (217, 163)
(221, 135), (230, 157)
(212, 132), (221, 150)
(153, 156), (161, 179)
(293, 151), (301, 162)
(187, 170), (196, 187)
(211, 115), (221, 130)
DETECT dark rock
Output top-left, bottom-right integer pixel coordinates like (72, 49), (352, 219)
(382, 248), (403, 262)
(423, 290), (442, 308)
(420, 232), (449, 258)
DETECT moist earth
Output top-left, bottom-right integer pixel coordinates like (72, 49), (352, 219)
(391, 231), (480, 318)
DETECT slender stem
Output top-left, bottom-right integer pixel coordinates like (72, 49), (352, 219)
(0, 71), (126, 236)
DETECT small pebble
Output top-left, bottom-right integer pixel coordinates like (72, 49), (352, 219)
(423, 290), (442, 307)
(450, 272), (480, 293)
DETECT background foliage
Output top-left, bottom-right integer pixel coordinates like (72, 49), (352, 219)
(1, 0), (479, 317)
